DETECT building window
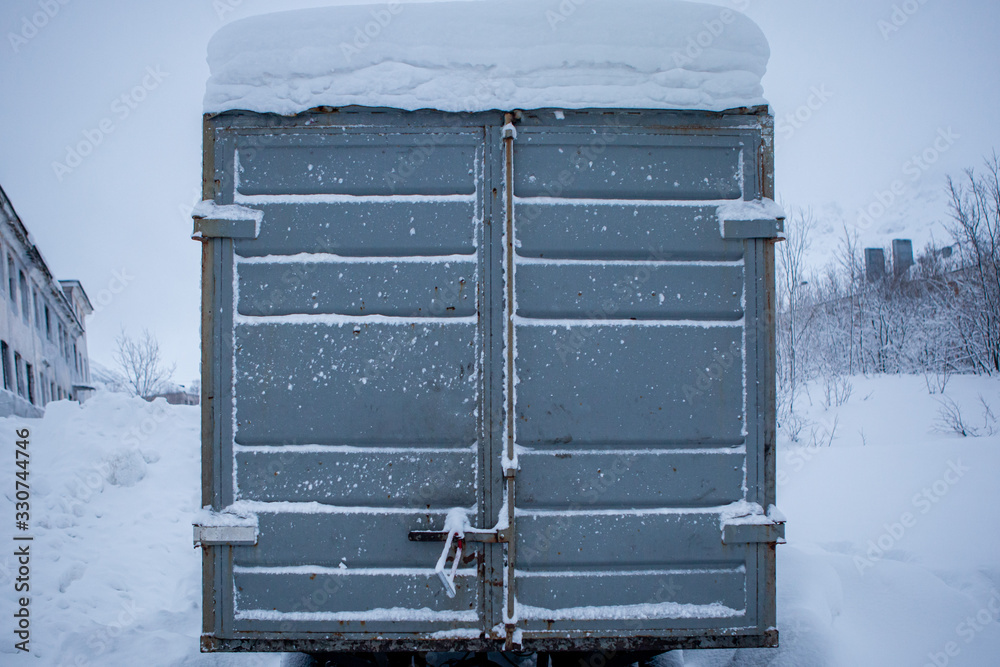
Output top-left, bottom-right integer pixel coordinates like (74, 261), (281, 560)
(18, 271), (29, 323)
(14, 353), (25, 399)
(7, 256), (15, 304)
(25, 363), (34, 405)
(45, 306), (52, 341)
(0, 341), (10, 392)
(33, 293), (42, 331)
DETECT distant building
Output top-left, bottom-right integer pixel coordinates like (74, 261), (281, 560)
(0, 185), (93, 417)
(147, 389), (199, 406)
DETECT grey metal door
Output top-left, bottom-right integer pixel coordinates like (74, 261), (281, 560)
(201, 117), (500, 641)
(502, 111), (777, 646)
(199, 109), (779, 652)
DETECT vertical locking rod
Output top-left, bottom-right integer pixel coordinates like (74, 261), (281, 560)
(502, 112), (518, 649)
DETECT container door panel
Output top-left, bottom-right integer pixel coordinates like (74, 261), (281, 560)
(215, 127), (490, 636)
(508, 125), (762, 636)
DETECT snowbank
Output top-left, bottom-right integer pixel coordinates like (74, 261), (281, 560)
(0, 392), (279, 666)
(693, 375), (1000, 667)
(204, 0), (770, 115)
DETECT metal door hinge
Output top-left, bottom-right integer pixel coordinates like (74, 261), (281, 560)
(193, 525), (258, 547)
(720, 218), (784, 240)
(193, 508), (258, 547)
(721, 504), (786, 544)
(717, 198), (785, 239)
(191, 200), (263, 240)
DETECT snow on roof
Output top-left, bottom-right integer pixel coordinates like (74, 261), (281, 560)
(205, 0), (770, 115)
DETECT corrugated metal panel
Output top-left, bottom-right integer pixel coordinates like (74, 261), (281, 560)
(218, 124), (489, 636)
(508, 119), (760, 637)
(200, 108), (778, 654)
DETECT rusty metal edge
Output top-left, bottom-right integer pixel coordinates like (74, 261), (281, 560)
(200, 114), (218, 641)
(758, 111), (779, 636)
(207, 107), (770, 132)
(202, 629), (778, 653)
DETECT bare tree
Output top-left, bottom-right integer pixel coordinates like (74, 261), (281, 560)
(113, 328), (176, 398)
(776, 207), (816, 412)
(948, 153), (1000, 373)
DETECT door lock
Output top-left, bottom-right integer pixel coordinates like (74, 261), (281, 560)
(408, 508), (506, 597)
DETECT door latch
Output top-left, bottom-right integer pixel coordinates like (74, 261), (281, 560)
(408, 508), (507, 597)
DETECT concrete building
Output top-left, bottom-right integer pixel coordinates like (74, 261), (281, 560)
(0, 185), (93, 417)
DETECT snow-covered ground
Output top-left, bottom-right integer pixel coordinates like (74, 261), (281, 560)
(1, 376), (998, 666)
(0, 394), (279, 666)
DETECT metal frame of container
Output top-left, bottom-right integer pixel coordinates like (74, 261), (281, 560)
(197, 106), (780, 656)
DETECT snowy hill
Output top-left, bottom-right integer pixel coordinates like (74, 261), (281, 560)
(1, 380), (998, 665)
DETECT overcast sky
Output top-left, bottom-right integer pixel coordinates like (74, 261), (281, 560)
(1, 0), (998, 383)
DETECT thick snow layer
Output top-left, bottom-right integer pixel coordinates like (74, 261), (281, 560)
(204, 1), (770, 115)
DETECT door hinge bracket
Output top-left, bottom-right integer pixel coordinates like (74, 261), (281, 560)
(717, 198), (785, 239)
(721, 505), (786, 544)
(191, 200), (263, 240)
(193, 508), (259, 547)
(720, 218), (784, 240)
(193, 524), (258, 547)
